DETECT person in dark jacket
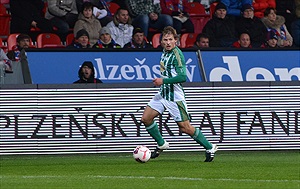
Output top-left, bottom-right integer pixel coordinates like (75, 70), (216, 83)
(123, 28), (153, 48)
(202, 2), (237, 47)
(9, 0), (53, 35)
(73, 61), (102, 83)
(235, 4), (267, 47)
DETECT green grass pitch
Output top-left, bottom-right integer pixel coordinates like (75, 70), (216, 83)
(0, 150), (299, 189)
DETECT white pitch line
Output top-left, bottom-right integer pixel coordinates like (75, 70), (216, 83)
(1, 175), (299, 183)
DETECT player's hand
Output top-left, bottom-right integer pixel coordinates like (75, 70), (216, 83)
(152, 78), (163, 86)
(149, 12), (158, 21)
(31, 21), (37, 28)
(95, 12), (101, 17)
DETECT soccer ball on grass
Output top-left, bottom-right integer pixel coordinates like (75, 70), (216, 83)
(133, 145), (151, 163)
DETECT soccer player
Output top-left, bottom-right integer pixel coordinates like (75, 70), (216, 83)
(141, 26), (218, 162)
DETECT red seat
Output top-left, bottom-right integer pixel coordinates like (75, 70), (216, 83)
(0, 0), (10, 9)
(151, 33), (161, 48)
(186, 2), (210, 34)
(189, 16), (210, 34)
(7, 33), (36, 50)
(180, 33), (198, 48)
(186, 2), (206, 16)
(0, 3), (10, 40)
(36, 33), (65, 48)
(107, 2), (120, 16)
(65, 33), (75, 46)
(210, 2), (218, 18)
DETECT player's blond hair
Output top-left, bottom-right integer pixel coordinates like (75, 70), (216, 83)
(162, 26), (179, 40)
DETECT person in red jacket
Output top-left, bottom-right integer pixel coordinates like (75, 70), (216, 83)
(232, 32), (252, 48)
(253, 0), (276, 18)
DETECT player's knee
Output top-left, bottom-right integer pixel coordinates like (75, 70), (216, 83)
(141, 117), (150, 126)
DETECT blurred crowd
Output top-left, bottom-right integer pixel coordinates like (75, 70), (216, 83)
(0, 0), (299, 56)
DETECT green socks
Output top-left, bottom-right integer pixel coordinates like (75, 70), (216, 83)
(146, 122), (212, 150)
(192, 128), (212, 150)
(145, 121), (165, 146)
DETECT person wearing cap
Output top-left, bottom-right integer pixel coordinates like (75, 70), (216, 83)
(7, 34), (33, 61)
(73, 61), (103, 83)
(92, 26), (121, 48)
(73, 2), (102, 46)
(202, 2), (237, 47)
(67, 29), (91, 48)
(235, 4), (267, 47)
(220, 0), (252, 19)
(123, 28), (153, 48)
(261, 30), (279, 48)
(106, 7), (134, 47)
(261, 7), (293, 47)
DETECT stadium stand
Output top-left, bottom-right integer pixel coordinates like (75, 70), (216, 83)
(65, 33), (75, 46)
(151, 33), (161, 48)
(36, 33), (65, 48)
(187, 2), (210, 34)
(209, 2), (218, 18)
(180, 33), (198, 48)
(107, 2), (120, 16)
(0, 3), (10, 40)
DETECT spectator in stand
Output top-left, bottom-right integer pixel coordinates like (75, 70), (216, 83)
(252, 0), (276, 18)
(261, 30), (279, 48)
(160, 0), (194, 35)
(45, 0), (78, 35)
(261, 7), (293, 47)
(74, 61), (103, 83)
(67, 29), (91, 48)
(74, 2), (102, 46)
(202, 2), (237, 47)
(291, 0), (300, 47)
(193, 33), (210, 48)
(124, 28), (153, 48)
(232, 32), (252, 48)
(275, 0), (296, 33)
(77, 0), (113, 26)
(7, 34), (32, 61)
(92, 27), (122, 48)
(220, 0), (252, 20)
(9, 0), (53, 36)
(235, 4), (267, 47)
(125, 0), (173, 38)
(0, 48), (12, 73)
(106, 8), (134, 47)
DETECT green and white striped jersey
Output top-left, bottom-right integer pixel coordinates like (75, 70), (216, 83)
(160, 46), (187, 102)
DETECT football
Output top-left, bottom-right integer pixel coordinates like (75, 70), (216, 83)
(133, 145), (151, 163)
